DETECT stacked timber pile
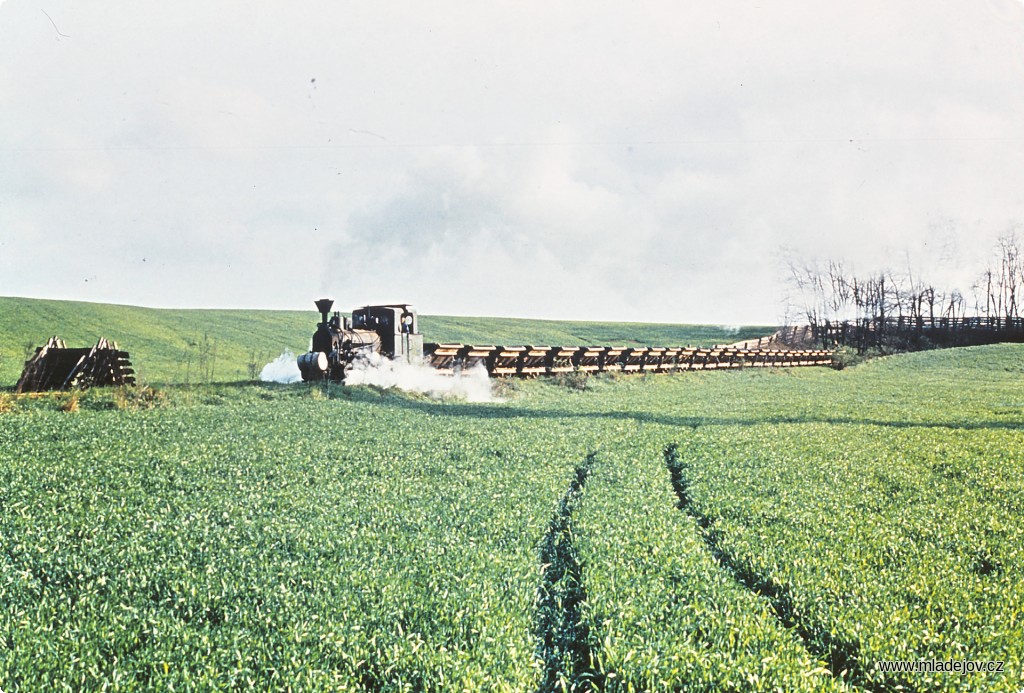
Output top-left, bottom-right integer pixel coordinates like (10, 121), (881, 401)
(16, 337), (135, 393)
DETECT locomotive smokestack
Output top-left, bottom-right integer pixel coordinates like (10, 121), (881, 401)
(314, 298), (334, 325)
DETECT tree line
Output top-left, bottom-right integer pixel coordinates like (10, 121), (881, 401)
(785, 231), (1024, 329)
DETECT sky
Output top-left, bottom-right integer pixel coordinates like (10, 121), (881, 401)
(2, 1), (1024, 325)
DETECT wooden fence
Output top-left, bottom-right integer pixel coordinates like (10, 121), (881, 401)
(812, 316), (1024, 351)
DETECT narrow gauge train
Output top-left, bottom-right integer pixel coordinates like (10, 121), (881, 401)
(297, 298), (834, 382)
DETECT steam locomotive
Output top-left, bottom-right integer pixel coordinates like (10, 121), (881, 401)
(297, 298), (423, 382)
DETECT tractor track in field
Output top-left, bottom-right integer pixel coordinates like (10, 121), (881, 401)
(663, 443), (918, 693)
(534, 453), (602, 693)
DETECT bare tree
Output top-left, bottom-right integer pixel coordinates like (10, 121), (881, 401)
(997, 232), (1021, 321)
(945, 289), (965, 320)
(785, 257), (827, 328)
(974, 230), (1024, 323)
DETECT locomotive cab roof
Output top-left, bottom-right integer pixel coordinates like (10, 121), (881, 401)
(355, 303), (416, 311)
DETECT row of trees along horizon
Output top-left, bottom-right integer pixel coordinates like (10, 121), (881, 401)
(785, 231), (1024, 350)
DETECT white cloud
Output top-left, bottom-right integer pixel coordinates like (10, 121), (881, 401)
(2, 1), (1024, 323)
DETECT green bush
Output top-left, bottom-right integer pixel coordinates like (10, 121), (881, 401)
(831, 345), (885, 369)
(551, 370), (589, 391)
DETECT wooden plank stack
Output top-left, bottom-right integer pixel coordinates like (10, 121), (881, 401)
(16, 337), (136, 393)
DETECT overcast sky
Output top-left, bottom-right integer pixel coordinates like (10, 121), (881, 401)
(2, 1), (1024, 324)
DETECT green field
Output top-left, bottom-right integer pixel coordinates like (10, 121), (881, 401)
(0, 297), (772, 386)
(2, 337), (1023, 691)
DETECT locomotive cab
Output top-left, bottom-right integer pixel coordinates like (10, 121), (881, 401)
(351, 304), (423, 362)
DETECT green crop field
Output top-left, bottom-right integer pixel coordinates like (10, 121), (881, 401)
(1, 313), (1023, 690)
(0, 297), (772, 386)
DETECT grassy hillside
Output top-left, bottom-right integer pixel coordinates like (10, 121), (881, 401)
(0, 298), (313, 386)
(2, 344), (1022, 690)
(419, 315), (768, 349)
(0, 297), (773, 385)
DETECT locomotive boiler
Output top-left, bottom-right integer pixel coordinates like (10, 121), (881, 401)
(297, 298), (423, 382)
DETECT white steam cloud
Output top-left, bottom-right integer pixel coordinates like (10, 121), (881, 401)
(258, 349), (500, 402)
(260, 349), (303, 384)
(345, 352), (498, 403)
